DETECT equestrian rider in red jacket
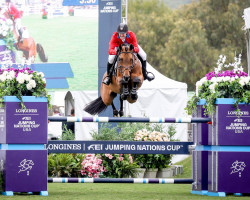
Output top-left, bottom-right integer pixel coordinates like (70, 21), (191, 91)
(6, 0), (24, 43)
(103, 23), (154, 85)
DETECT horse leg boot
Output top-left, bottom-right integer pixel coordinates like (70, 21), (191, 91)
(18, 27), (24, 43)
(131, 77), (140, 100)
(102, 62), (113, 85)
(121, 81), (129, 100)
(142, 60), (154, 81)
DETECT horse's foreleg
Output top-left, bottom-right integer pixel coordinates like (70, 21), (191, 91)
(131, 77), (140, 100)
(120, 80), (129, 100)
(119, 96), (124, 117)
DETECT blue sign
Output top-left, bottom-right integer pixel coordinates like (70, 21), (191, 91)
(46, 141), (193, 154)
(98, 0), (121, 118)
(63, 0), (98, 6)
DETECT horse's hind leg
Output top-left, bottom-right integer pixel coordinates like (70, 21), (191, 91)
(118, 96), (124, 117)
(111, 102), (118, 117)
(130, 77), (140, 100)
(110, 92), (119, 117)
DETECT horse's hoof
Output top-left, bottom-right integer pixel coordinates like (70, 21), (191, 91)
(121, 94), (128, 100)
(131, 93), (138, 100)
(113, 110), (119, 116)
(119, 110), (124, 117)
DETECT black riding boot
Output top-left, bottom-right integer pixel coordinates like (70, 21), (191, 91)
(102, 62), (113, 85)
(18, 28), (24, 43)
(142, 60), (154, 81)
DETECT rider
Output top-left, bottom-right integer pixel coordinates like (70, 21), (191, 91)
(102, 23), (154, 85)
(5, 0), (24, 43)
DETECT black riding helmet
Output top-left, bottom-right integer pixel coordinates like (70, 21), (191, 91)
(117, 23), (128, 34)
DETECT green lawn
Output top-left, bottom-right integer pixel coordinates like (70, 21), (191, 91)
(21, 15), (98, 91)
(1, 183), (249, 200)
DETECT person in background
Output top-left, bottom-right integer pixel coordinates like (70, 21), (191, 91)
(48, 107), (62, 140)
(5, 0), (24, 43)
(102, 23), (155, 85)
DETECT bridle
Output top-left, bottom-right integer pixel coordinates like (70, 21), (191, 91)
(117, 51), (135, 74)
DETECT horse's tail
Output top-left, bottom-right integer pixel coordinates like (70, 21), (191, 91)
(36, 43), (48, 62)
(84, 96), (107, 115)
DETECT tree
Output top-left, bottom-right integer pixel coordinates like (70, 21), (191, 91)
(159, 19), (217, 90)
(127, 0), (249, 91)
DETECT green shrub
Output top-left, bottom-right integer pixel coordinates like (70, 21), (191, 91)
(48, 153), (84, 177)
(101, 154), (139, 178)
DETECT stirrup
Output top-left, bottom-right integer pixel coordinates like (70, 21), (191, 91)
(146, 72), (155, 81)
(102, 77), (111, 85)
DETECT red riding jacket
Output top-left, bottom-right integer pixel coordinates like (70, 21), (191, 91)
(108, 31), (139, 55)
(7, 3), (21, 20)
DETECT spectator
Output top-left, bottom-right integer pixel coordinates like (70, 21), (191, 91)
(48, 106), (62, 140)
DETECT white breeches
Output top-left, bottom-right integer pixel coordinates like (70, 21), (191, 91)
(14, 18), (22, 31)
(108, 44), (147, 64)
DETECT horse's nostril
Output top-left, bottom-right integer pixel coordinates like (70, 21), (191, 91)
(124, 76), (130, 81)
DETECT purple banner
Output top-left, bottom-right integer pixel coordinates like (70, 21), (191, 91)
(0, 101), (48, 144)
(0, 43), (15, 64)
(0, 150), (47, 192)
(208, 151), (250, 193)
(209, 104), (250, 145)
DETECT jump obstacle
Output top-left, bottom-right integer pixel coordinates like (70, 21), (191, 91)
(46, 116), (211, 184)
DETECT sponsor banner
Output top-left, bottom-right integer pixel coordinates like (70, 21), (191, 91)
(46, 141), (193, 154)
(63, 0), (98, 6)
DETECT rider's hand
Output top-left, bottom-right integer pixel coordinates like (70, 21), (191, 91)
(116, 49), (120, 55)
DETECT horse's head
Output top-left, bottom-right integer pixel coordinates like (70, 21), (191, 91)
(117, 44), (135, 82)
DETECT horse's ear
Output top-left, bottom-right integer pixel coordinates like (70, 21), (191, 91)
(130, 44), (134, 51)
(119, 44), (122, 51)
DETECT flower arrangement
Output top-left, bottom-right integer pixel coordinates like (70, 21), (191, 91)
(101, 153), (139, 178)
(0, 67), (51, 108)
(133, 125), (176, 170)
(134, 129), (170, 142)
(186, 54), (250, 115)
(81, 154), (105, 178)
(0, 16), (16, 51)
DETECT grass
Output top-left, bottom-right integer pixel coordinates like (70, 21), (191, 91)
(1, 183), (249, 200)
(21, 15), (98, 91)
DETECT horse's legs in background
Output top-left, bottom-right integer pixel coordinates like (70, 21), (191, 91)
(130, 77), (140, 100)
(111, 102), (118, 117)
(109, 92), (119, 117)
(119, 96), (124, 117)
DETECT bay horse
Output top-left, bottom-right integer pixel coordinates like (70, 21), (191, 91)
(84, 43), (144, 117)
(2, 11), (48, 63)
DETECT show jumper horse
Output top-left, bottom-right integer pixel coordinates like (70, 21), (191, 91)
(3, 11), (48, 63)
(84, 44), (144, 117)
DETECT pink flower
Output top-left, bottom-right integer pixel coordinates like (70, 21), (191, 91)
(119, 157), (123, 161)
